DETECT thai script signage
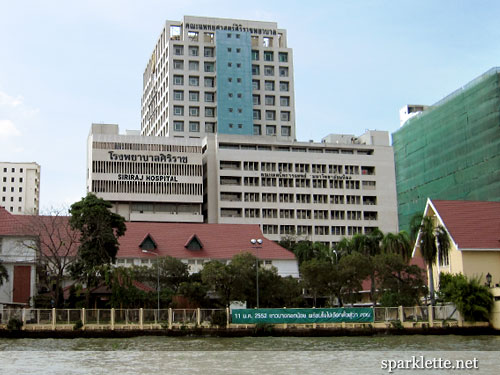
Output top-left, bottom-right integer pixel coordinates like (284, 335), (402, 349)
(186, 22), (277, 35)
(260, 172), (353, 180)
(108, 152), (188, 163)
(231, 308), (373, 324)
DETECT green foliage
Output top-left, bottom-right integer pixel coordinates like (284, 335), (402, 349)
(439, 273), (493, 322)
(210, 311), (227, 327)
(7, 318), (23, 331)
(179, 280), (209, 307)
(374, 253), (427, 307)
(69, 194), (126, 304)
(73, 319), (83, 330)
(0, 260), (8, 287)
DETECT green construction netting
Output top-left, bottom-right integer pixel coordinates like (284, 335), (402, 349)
(392, 68), (500, 232)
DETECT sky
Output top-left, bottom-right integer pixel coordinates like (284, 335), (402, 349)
(1, 0), (499, 211)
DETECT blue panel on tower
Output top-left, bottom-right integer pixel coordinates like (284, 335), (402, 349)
(216, 30), (253, 135)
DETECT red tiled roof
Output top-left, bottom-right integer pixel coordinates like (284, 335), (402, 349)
(431, 200), (500, 250)
(1, 208), (295, 261)
(118, 222), (295, 261)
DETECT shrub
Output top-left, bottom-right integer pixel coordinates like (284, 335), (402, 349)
(439, 273), (493, 322)
(210, 311), (227, 327)
(7, 318), (23, 331)
(73, 319), (83, 330)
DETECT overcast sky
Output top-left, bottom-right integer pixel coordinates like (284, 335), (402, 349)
(1, 0), (499, 211)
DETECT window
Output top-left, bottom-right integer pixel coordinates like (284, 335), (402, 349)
(173, 106), (184, 116)
(204, 47), (214, 57)
(204, 77), (214, 87)
(253, 95), (261, 105)
(252, 65), (260, 75)
(173, 90), (184, 101)
(228, 93), (233, 98)
(253, 109), (261, 120)
(205, 122), (215, 133)
(173, 75), (184, 85)
(279, 67), (289, 77)
(264, 51), (273, 61)
(205, 107), (215, 117)
(265, 81), (275, 91)
(281, 126), (291, 136)
(227, 33), (232, 38)
(228, 108), (233, 113)
(266, 110), (276, 120)
(251, 50), (259, 60)
(252, 80), (260, 90)
(264, 65), (274, 76)
(265, 95), (275, 106)
(237, 93), (242, 98)
(228, 77), (232, 83)
(279, 52), (288, 62)
(236, 78), (241, 83)
(281, 111), (290, 121)
(205, 92), (215, 102)
(280, 96), (290, 106)
(236, 48), (241, 53)
(173, 60), (184, 69)
(227, 62), (232, 67)
(189, 106), (199, 116)
(266, 125), (276, 135)
(188, 61), (199, 71)
(188, 46), (199, 56)
(189, 91), (199, 102)
(237, 63), (241, 68)
(280, 81), (289, 91)
(253, 125), (261, 135)
(189, 76), (199, 86)
(174, 45), (183, 55)
(189, 122), (200, 132)
(173, 121), (184, 131)
(204, 62), (215, 72)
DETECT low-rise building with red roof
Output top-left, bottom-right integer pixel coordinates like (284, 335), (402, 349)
(413, 199), (500, 291)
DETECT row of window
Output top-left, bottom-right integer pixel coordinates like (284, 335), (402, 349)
(172, 44), (289, 63)
(173, 60), (215, 72)
(252, 65), (288, 77)
(219, 161), (374, 175)
(252, 80), (289, 92)
(91, 180), (203, 196)
(253, 95), (290, 106)
(172, 105), (216, 117)
(220, 207), (378, 221)
(253, 125), (291, 136)
(173, 90), (215, 102)
(92, 142), (201, 153)
(172, 121), (216, 133)
(2, 167), (24, 173)
(261, 224), (375, 237)
(2, 186), (23, 193)
(219, 191), (377, 205)
(253, 109), (291, 121)
(2, 177), (23, 183)
(92, 161), (202, 176)
(219, 176), (375, 190)
(1, 196), (23, 203)
(0, 205), (24, 213)
(251, 50), (288, 62)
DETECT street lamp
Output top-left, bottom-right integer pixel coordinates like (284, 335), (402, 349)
(332, 249), (338, 263)
(486, 273), (492, 288)
(250, 238), (263, 309)
(142, 249), (160, 315)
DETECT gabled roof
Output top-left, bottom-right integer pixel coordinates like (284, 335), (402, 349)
(428, 199), (500, 250)
(184, 234), (203, 250)
(118, 222), (295, 260)
(139, 233), (158, 250)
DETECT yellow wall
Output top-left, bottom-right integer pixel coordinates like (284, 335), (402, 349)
(489, 287), (500, 330)
(461, 251), (500, 286)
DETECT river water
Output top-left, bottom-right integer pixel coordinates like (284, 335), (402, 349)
(1, 335), (499, 374)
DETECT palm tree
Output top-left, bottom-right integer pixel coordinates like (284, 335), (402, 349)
(381, 231), (412, 263)
(0, 260), (8, 286)
(411, 215), (450, 306)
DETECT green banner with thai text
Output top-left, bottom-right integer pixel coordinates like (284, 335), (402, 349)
(231, 308), (374, 324)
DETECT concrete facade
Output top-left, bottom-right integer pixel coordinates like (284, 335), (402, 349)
(203, 131), (399, 247)
(141, 16), (295, 141)
(0, 162), (40, 215)
(87, 123), (204, 222)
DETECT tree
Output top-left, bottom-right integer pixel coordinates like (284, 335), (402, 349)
(0, 260), (8, 287)
(69, 193), (126, 306)
(374, 253), (427, 307)
(410, 215), (450, 306)
(439, 273), (493, 322)
(336, 229), (384, 305)
(201, 260), (239, 307)
(21, 208), (79, 307)
(381, 231), (412, 263)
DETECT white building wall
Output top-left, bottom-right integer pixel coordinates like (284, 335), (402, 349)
(0, 162), (40, 215)
(0, 236), (37, 305)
